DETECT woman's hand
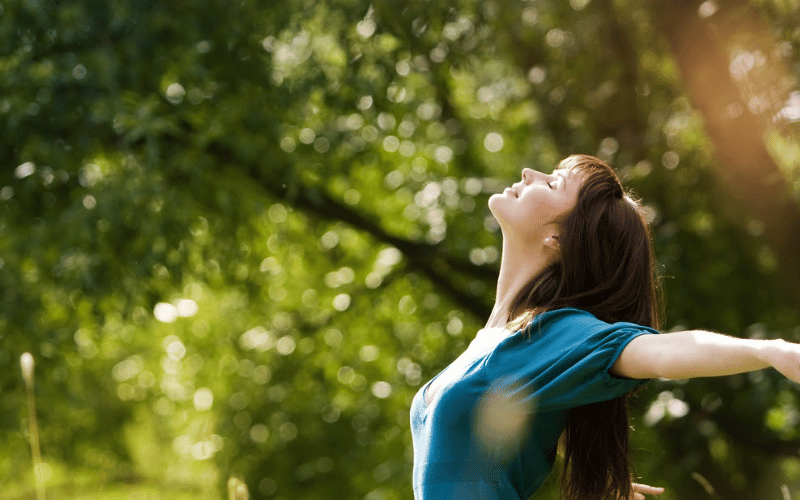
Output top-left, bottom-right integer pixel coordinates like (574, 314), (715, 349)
(764, 339), (800, 384)
(631, 483), (665, 499)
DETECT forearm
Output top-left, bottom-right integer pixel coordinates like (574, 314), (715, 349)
(652, 330), (775, 380)
(614, 329), (785, 380)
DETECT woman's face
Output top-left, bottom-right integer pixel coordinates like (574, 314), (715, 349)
(488, 167), (585, 241)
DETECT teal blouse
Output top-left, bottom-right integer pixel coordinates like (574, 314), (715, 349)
(410, 307), (659, 499)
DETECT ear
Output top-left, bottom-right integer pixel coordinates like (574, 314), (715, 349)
(543, 234), (560, 251)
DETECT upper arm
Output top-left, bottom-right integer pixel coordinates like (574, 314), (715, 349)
(610, 333), (663, 380)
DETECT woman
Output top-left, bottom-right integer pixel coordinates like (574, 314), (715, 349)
(410, 154), (800, 500)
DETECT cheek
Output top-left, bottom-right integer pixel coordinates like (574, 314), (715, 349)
(521, 192), (573, 219)
(518, 195), (553, 220)
(524, 207), (553, 226)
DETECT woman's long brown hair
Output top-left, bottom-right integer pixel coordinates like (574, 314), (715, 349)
(506, 155), (662, 500)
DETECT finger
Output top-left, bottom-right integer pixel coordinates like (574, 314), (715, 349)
(632, 483), (665, 495)
(634, 494), (644, 500)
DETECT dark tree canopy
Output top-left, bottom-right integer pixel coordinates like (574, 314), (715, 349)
(1, 0), (799, 499)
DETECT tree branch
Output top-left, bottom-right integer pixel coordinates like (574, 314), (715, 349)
(196, 141), (495, 319)
(260, 173), (494, 319)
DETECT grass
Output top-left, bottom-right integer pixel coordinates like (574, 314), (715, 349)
(2, 471), (221, 500)
(8, 353), (225, 500)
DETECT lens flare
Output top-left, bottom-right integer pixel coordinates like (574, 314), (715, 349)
(474, 380), (535, 461)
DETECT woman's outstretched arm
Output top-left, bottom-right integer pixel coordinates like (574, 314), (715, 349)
(611, 330), (800, 382)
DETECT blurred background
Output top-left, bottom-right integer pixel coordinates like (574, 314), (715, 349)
(2, 0), (800, 498)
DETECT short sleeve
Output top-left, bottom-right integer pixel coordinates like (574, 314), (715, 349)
(485, 308), (659, 413)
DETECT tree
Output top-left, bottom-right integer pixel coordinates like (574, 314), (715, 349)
(1, 1), (799, 499)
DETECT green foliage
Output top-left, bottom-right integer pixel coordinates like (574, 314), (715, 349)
(2, 0), (800, 499)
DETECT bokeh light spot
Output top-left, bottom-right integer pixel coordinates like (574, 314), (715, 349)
(333, 293), (352, 311)
(165, 83), (185, 104)
(176, 299), (199, 317)
(358, 95), (373, 110)
(484, 133), (504, 153)
(383, 135), (400, 152)
(357, 19), (376, 38)
(661, 151), (680, 170)
(276, 335), (297, 355)
(299, 128), (316, 144)
(239, 327), (274, 351)
(250, 423), (269, 443)
(446, 317), (463, 336)
(371, 381), (392, 399)
(359, 345), (379, 362)
(434, 146), (453, 164)
(154, 302), (178, 323)
(15, 162), (35, 179)
(280, 136), (296, 152)
(644, 391), (690, 426)
(527, 66), (546, 84)
(279, 422), (298, 441)
(193, 387), (214, 411)
(165, 337), (186, 360)
(112, 356), (142, 382)
(72, 64), (87, 80)
(324, 328), (343, 347)
(698, 1), (718, 18)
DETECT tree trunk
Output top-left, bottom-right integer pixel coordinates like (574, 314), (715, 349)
(650, 0), (800, 305)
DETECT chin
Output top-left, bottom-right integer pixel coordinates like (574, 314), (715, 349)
(487, 194), (502, 214)
(487, 195), (506, 223)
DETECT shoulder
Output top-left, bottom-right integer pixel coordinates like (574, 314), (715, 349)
(522, 307), (659, 343)
(523, 307), (606, 334)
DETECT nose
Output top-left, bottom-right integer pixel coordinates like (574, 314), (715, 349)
(521, 167), (537, 182)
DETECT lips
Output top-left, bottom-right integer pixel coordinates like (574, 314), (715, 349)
(504, 187), (517, 197)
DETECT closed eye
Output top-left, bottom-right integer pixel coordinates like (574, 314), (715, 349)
(548, 173), (563, 189)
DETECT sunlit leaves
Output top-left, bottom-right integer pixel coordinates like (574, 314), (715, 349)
(3, 0), (800, 499)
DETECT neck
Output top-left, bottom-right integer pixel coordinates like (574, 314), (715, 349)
(485, 235), (551, 329)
